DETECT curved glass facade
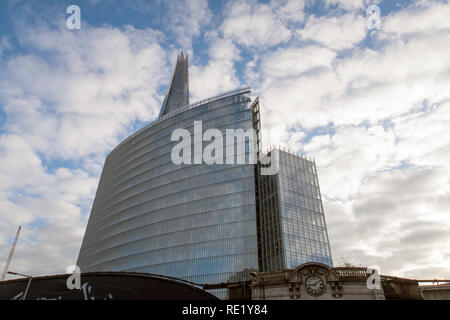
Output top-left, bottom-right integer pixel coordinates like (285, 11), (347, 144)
(77, 90), (259, 294)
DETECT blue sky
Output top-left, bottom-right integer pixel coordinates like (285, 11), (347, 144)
(1, 0), (449, 280)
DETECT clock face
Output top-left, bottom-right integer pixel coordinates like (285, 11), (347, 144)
(305, 275), (325, 296)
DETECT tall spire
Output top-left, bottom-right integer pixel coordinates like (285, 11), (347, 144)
(159, 51), (189, 118)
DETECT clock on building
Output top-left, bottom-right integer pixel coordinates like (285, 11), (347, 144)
(305, 275), (325, 296)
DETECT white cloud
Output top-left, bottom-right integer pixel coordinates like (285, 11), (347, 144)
(298, 13), (367, 50)
(325, 166), (450, 278)
(383, 1), (450, 36)
(255, 6), (450, 132)
(0, 134), (98, 276)
(271, 0), (307, 24)
(305, 125), (397, 200)
(190, 38), (241, 101)
(1, 24), (167, 160)
(222, 0), (293, 48)
(261, 45), (337, 80)
(303, 99), (450, 277)
(394, 102), (450, 170)
(0, 20), (169, 277)
(325, 0), (369, 11)
(87, 0), (212, 50)
(164, 0), (212, 49)
(249, 1), (450, 278)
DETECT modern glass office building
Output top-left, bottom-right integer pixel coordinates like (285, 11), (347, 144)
(77, 54), (260, 297)
(257, 149), (333, 271)
(77, 52), (333, 298)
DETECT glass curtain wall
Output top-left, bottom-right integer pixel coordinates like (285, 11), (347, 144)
(77, 91), (259, 298)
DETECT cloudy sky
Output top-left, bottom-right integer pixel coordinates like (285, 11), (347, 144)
(0, 0), (449, 280)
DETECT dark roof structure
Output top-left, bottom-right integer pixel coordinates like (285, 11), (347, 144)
(0, 272), (218, 300)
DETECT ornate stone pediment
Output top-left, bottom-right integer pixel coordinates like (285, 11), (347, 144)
(287, 262), (342, 298)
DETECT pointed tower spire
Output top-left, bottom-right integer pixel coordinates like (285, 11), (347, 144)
(159, 51), (189, 118)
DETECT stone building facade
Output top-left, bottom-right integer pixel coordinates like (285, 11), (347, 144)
(250, 262), (384, 300)
(226, 262), (421, 300)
